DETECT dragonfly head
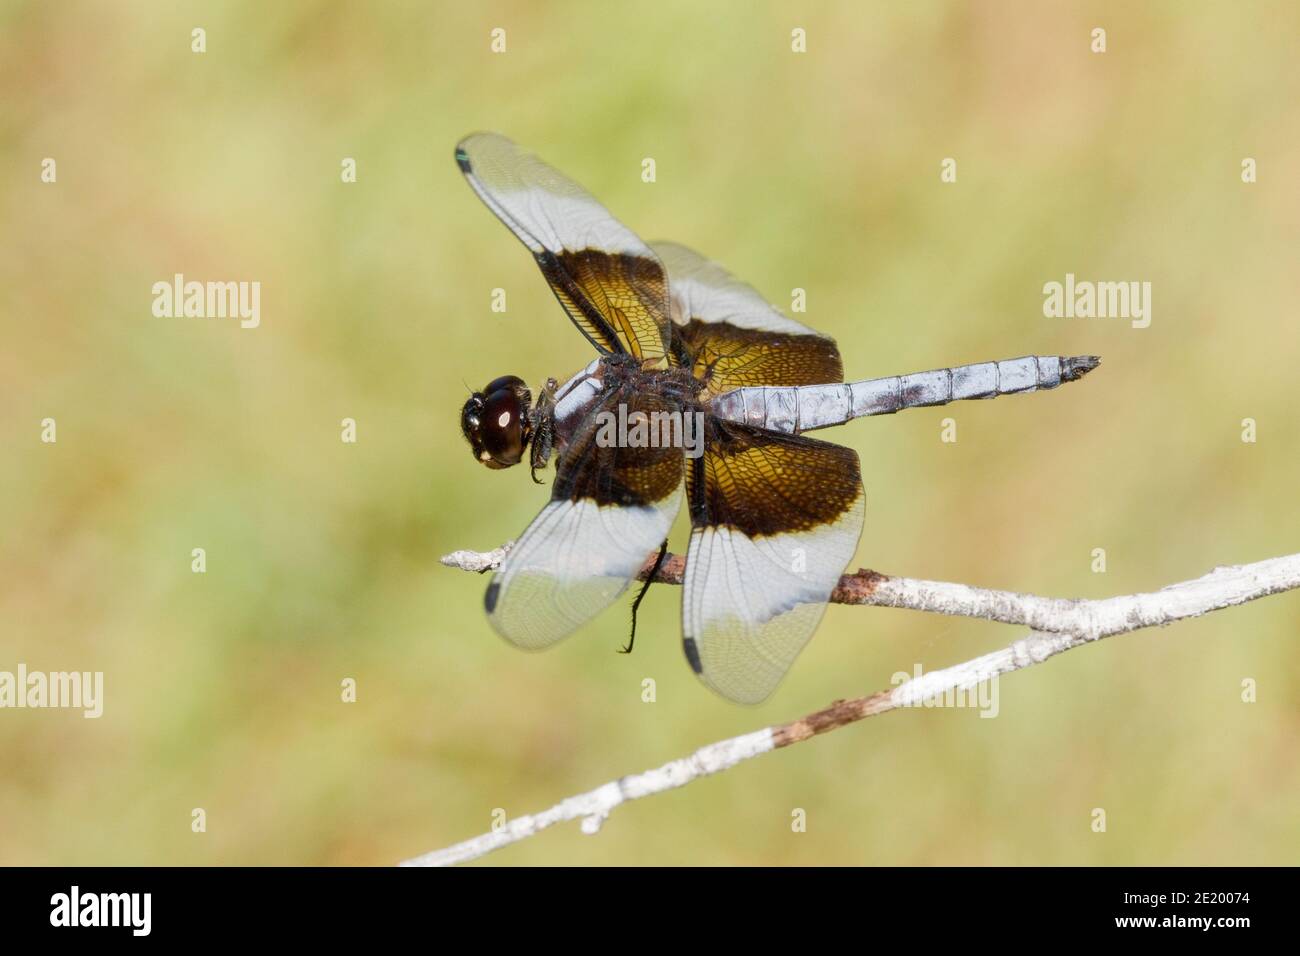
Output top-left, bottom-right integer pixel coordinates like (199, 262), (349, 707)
(462, 375), (532, 469)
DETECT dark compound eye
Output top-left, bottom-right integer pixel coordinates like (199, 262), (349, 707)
(461, 375), (531, 468)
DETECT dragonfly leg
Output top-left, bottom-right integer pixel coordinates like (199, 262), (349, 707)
(622, 539), (669, 654)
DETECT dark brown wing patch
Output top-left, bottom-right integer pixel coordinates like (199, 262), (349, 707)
(554, 387), (685, 508)
(677, 319), (844, 398)
(687, 417), (861, 536)
(541, 249), (671, 367)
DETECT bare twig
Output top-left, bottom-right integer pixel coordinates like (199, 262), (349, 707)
(404, 549), (1300, 866)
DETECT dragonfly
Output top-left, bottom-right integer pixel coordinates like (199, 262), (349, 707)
(455, 133), (1099, 704)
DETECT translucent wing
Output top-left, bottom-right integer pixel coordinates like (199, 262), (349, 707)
(486, 391), (684, 649)
(652, 241), (843, 396)
(456, 133), (672, 367)
(682, 418), (864, 704)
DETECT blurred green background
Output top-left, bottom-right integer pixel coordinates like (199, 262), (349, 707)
(2, 1), (1297, 866)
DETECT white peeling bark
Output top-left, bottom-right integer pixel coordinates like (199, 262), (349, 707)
(399, 729), (774, 868)
(404, 549), (1300, 866)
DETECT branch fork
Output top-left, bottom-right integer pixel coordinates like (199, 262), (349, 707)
(404, 547), (1300, 866)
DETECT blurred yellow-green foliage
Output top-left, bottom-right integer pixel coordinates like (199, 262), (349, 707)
(2, 1), (1297, 865)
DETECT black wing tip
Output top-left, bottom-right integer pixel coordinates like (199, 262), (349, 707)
(484, 580), (500, 613)
(682, 637), (704, 674)
(1062, 355), (1101, 381)
(454, 145), (472, 173)
(455, 132), (513, 173)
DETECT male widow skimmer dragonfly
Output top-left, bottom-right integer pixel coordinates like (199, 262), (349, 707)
(456, 133), (1098, 704)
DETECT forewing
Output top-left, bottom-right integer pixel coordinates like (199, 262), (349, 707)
(486, 392), (685, 649)
(683, 419), (864, 704)
(456, 133), (672, 367)
(652, 240), (843, 395)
